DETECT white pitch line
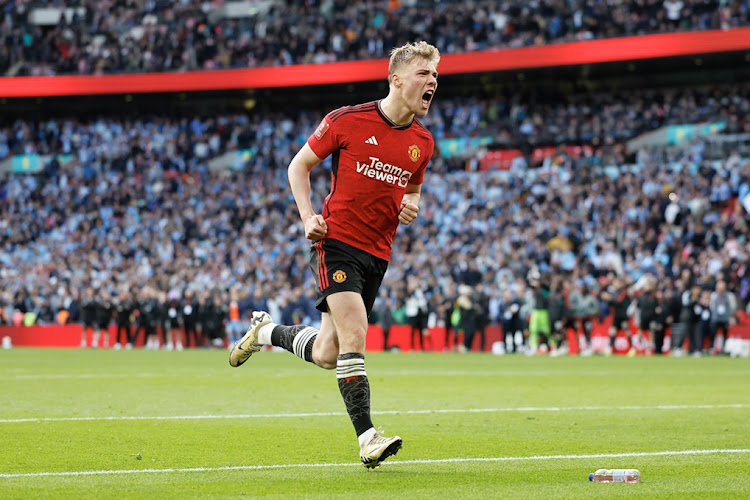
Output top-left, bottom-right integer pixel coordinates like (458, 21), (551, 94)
(1, 448), (748, 479)
(2, 403), (749, 424)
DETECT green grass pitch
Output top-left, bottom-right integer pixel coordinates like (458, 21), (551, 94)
(1, 348), (749, 499)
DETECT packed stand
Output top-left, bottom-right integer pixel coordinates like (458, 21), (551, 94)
(2, 81), (749, 157)
(1, 89), (749, 355)
(422, 82), (750, 152)
(2, 0), (749, 76)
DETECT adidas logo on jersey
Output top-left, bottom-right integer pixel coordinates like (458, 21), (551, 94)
(365, 136), (379, 145)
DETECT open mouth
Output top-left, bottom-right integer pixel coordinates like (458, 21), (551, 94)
(421, 90), (434, 106)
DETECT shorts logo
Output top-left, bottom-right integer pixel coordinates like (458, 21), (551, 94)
(314, 119), (330, 139)
(332, 270), (347, 283)
(408, 144), (421, 162)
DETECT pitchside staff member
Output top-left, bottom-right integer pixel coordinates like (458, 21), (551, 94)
(181, 289), (200, 348)
(605, 278), (632, 356)
(136, 288), (160, 349)
(114, 289), (136, 350)
(164, 291), (184, 351)
(92, 289), (114, 349)
(229, 41), (440, 468)
(80, 288), (99, 349)
(499, 289), (524, 353)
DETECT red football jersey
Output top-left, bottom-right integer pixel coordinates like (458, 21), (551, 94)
(307, 100), (434, 261)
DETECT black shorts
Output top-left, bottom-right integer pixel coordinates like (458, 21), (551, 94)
(612, 317), (629, 331)
(408, 311), (428, 330)
(639, 315), (656, 331)
(309, 238), (388, 316)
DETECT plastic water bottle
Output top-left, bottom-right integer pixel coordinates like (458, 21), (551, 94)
(589, 469), (641, 483)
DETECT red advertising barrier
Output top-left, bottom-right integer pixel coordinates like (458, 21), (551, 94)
(531, 147), (558, 163)
(2, 28), (750, 97)
(2, 320), (749, 352)
(0, 324), (145, 348)
(583, 318), (750, 354)
(2, 323), (506, 351)
(480, 145), (599, 171)
(366, 324), (503, 353)
(479, 150), (523, 171)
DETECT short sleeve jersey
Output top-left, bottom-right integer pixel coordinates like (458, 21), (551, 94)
(307, 100), (434, 261)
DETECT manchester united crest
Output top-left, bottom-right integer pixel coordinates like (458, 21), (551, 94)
(408, 144), (421, 162)
(332, 270), (347, 283)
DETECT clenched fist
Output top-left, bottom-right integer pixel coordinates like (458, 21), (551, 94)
(398, 200), (419, 225)
(304, 214), (328, 241)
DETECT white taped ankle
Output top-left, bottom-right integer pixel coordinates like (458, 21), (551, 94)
(358, 427), (376, 447)
(257, 323), (276, 345)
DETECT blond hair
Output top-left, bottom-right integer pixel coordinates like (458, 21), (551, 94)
(388, 41), (440, 83)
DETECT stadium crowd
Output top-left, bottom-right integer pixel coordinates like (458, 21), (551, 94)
(1, 82), (749, 355)
(2, 0), (749, 76)
(2, 81), (749, 158)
